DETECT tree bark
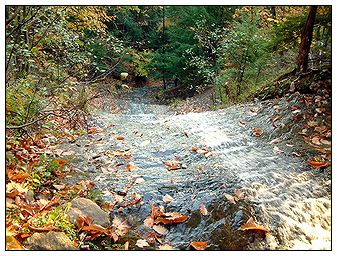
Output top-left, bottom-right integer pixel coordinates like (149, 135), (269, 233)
(297, 6), (317, 72)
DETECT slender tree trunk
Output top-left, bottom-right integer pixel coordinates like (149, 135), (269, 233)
(162, 6), (166, 90)
(297, 6), (317, 72)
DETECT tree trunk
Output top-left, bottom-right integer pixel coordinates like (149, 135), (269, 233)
(297, 6), (317, 72)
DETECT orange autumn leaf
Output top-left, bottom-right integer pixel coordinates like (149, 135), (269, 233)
(253, 128), (264, 136)
(307, 161), (330, 168)
(189, 147), (199, 151)
(54, 159), (69, 166)
(190, 241), (208, 250)
(116, 136), (125, 140)
(124, 162), (135, 171)
(154, 212), (189, 225)
(238, 217), (269, 233)
(163, 158), (182, 170)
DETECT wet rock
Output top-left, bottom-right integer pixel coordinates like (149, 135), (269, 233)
(24, 231), (76, 250)
(67, 197), (110, 227)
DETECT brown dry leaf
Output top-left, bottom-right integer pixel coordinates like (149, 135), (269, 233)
(116, 136), (125, 140)
(136, 239), (150, 248)
(200, 203), (208, 216)
(253, 128), (264, 137)
(239, 120), (246, 127)
(6, 181), (28, 197)
(320, 139), (331, 145)
(189, 147), (199, 151)
(307, 120), (319, 127)
(190, 241), (208, 250)
(6, 197), (19, 209)
(61, 150), (75, 156)
(204, 152), (212, 158)
(124, 162), (135, 171)
(273, 146), (284, 154)
(53, 184), (66, 190)
(307, 161), (330, 168)
(158, 244), (174, 250)
(150, 204), (165, 219)
(271, 116), (281, 127)
(124, 241), (129, 250)
(162, 194), (174, 204)
(112, 216), (130, 237)
(6, 230), (23, 250)
(311, 137), (321, 145)
(144, 216), (154, 228)
(238, 217), (269, 233)
(224, 193), (236, 204)
(153, 224), (168, 235)
(154, 212), (189, 225)
(28, 225), (54, 232)
(163, 158), (182, 170)
(7, 171), (29, 183)
(234, 189), (245, 200)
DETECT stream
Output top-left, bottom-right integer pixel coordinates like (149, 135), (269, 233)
(59, 87), (331, 250)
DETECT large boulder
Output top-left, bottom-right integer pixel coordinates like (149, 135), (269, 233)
(24, 231), (76, 250)
(67, 197), (110, 227)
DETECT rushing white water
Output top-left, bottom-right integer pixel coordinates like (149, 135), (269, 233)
(60, 87), (331, 250)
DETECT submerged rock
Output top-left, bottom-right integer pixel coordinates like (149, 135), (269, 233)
(67, 197), (110, 227)
(24, 231), (76, 250)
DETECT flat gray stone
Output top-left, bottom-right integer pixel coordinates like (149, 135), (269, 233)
(67, 197), (110, 227)
(24, 231), (76, 250)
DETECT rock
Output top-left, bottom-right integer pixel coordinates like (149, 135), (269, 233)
(24, 231), (76, 250)
(67, 197), (110, 227)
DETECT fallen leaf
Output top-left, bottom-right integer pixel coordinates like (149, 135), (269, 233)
(163, 158), (182, 170)
(253, 128), (264, 137)
(124, 162), (135, 171)
(224, 193), (236, 204)
(307, 161), (330, 168)
(112, 216), (130, 237)
(204, 152), (212, 158)
(116, 136), (125, 140)
(269, 138), (280, 144)
(53, 184), (66, 190)
(238, 217), (269, 233)
(273, 146), (284, 154)
(144, 216), (154, 227)
(320, 139), (331, 145)
(154, 212), (189, 225)
(311, 137), (321, 145)
(307, 120), (319, 127)
(239, 120), (246, 127)
(163, 194), (174, 204)
(271, 116), (281, 127)
(135, 177), (145, 184)
(61, 150), (75, 156)
(292, 151), (302, 157)
(29, 225), (54, 232)
(140, 140), (150, 147)
(6, 230), (23, 250)
(292, 109), (301, 114)
(200, 203), (208, 216)
(124, 241), (129, 250)
(190, 241), (208, 250)
(158, 244), (174, 250)
(234, 189), (245, 200)
(136, 239), (150, 248)
(189, 147), (199, 151)
(153, 224), (168, 235)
